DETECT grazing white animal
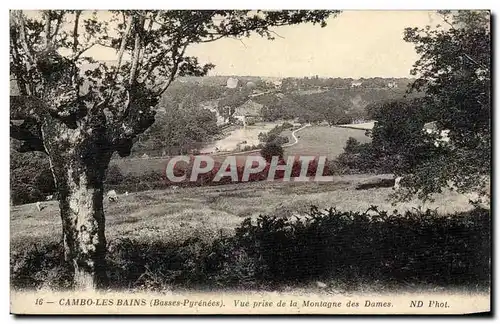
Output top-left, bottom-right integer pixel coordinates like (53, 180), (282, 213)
(46, 195), (53, 201)
(125, 191), (129, 197)
(394, 176), (403, 189)
(171, 186), (179, 192)
(36, 201), (46, 211)
(107, 190), (119, 202)
(316, 281), (327, 289)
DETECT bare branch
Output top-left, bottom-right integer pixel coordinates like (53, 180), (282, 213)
(14, 11), (35, 64)
(73, 11), (81, 53)
(51, 12), (63, 42)
(129, 16), (144, 86)
(270, 30), (285, 39)
(72, 43), (97, 61)
(155, 43), (188, 96)
(462, 53), (488, 70)
(237, 38), (247, 48)
(115, 14), (134, 79)
(197, 34), (225, 43)
(44, 10), (51, 48)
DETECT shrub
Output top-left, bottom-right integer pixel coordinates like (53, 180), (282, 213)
(10, 241), (73, 290)
(105, 165), (125, 185)
(11, 207), (490, 291)
(10, 150), (55, 205)
(260, 142), (284, 163)
(213, 206), (491, 285)
(258, 123), (293, 144)
(334, 137), (380, 174)
(106, 170), (169, 193)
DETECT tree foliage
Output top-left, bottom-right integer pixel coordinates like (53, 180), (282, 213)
(10, 10), (338, 156)
(396, 10), (490, 200)
(260, 142), (284, 163)
(9, 9), (339, 289)
(336, 11), (491, 202)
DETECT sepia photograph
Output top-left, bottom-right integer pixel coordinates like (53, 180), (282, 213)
(9, 8), (491, 315)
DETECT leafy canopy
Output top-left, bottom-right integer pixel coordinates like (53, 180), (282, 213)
(10, 10), (338, 156)
(382, 10), (490, 200)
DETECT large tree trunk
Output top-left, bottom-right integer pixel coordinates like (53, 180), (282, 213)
(43, 120), (112, 290)
(56, 168), (108, 290)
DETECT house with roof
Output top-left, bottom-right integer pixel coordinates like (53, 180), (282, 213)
(387, 81), (398, 88)
(233, 99), (263, 126)
(226, 77), (239, 89)
(423, 121), (451, 147)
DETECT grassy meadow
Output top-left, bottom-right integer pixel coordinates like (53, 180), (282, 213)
(284, 126), (370, 159)
(11, 174), (481, 248)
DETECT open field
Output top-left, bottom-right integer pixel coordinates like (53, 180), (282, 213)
(284, 126), (371, 159)
(337, 121), (376, 131)
(11, 174), (483, 248)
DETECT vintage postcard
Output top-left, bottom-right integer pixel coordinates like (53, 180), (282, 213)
(9, 9), (491, 315)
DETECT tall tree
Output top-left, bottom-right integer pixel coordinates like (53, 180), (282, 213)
(9, 9), (339, 289)
(396, 10), (491, 200)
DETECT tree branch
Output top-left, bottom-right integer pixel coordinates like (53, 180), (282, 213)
(197, 34), (225, 43)
(129, 15), (144, 86)
(14, 11), (35, 64)
(140, 50), (170, 83)
(137, 12), (158, 72)
(270, 30), (285, 39)
(51, 11), (63, 43)
(115, 14), (134, 79)
(72, 43), (97, 61)
(73, 10), (81, 53)
(439, 12), (488, 70)
(44, 10), (51, 48)
(157, 43), (188, 96)
(10, 35), (28, 96)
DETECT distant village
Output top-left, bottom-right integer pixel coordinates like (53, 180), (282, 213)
(191, 75), (410, 127)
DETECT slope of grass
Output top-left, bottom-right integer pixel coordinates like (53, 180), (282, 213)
(284, 126), (371, 160)
(11, 175), (482, 248)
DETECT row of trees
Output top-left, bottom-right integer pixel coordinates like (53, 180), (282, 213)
(280, 76), (412, 92)
(255, 88), (409, 124)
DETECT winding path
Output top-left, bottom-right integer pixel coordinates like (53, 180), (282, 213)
(282, 123), (311, 148)
(217, 123), (310, 156)
(121, 123), (311, 160)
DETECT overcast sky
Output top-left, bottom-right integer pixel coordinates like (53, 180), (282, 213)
(186, 11), (443, 78)
(54, 10), (444, 78)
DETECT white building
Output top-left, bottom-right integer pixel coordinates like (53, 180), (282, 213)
(423, 121), (451, 147)
(226, 77), (239, 89)
(387, 81), (398, 88)
(272, 79), (283, 89)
